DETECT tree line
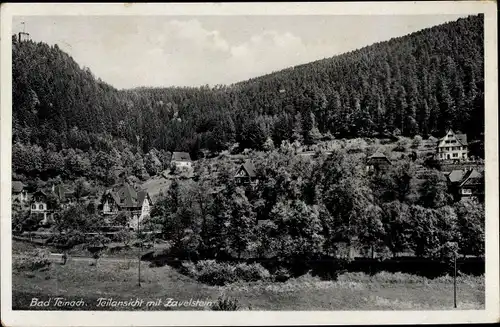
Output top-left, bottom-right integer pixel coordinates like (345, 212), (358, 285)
(145, 148), (484, 262)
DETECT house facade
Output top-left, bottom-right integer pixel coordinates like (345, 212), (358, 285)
(171, 152), (192, 170)
(436, 129), (468, 161)
(100, 183), (153, 230)
(30, 190), (53, 225)
(235, 160), (257, 186)
(446, 168), (484, 202)
(366, 152), (391, 173)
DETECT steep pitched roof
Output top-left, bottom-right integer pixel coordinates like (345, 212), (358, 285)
(460, 169), (483, 187)
(53, 184), (74, 202)
(447, 169), (466, 183)
(456, 134), (468, 146)
(369, 152), (387, 159)
(32, 190), (47, 199)
(137, 190), (152, 206)
(172, 152), (192, 162)
(105, 183), (151, 208)
(116, 183), (138, 208)
(438, 129), (468, 146)
(367, 152), (391, 164)
(240, 160), (256, 178)
(12, 181), (25, 193)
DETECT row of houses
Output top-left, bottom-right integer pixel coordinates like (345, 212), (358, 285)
(13, 181), (154, 230)
(365, 151), (484, 202)
(12, 155), (258, 230)
(11, 131), (482, 230)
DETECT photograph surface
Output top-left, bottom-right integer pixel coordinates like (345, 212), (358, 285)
(1, 2), (498, 326)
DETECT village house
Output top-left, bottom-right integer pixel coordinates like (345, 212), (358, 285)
(100, 183), (153, 230)
(12, 181), (29, 205)
(30, 190), (53, 225)
(171, 152), (192, 170)
(366, 151), (392, 173)
(436, 129), (468, 161)
(52, 184), (76, 209)
(446, 168), (484, 202)
(234, 160), (257, 186)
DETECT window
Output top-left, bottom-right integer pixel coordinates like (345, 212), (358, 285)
(453, 153), (458, 158)
(38, 204), (44, 210)
(31, 204), (36, 210)
(462, 188), (472, 195)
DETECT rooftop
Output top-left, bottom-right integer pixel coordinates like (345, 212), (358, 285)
(12, 181), (25, 193)
(172, 152), (192, 162)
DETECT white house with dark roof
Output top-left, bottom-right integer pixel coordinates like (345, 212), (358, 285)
(30, 190), (52, 224)
(436, 129), (468, 161)
(171, 152), (192, 169)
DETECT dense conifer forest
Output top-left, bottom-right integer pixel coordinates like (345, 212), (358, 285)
(12, 15), (484, 185)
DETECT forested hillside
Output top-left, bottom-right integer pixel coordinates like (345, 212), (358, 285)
(12, 14), (484, 185)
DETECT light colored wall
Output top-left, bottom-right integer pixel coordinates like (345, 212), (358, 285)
(436, 131), (468, 160)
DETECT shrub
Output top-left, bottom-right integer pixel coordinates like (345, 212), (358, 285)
(412, 135), (423, 149)
(345, 138), (367, 153)
(180, 261), (198, 278)
(234, 263), (270, 282)
(211, 295), (240, 311)
(273, 267), (291, 282)
(195, 260), (237, 286)
(13, 249), (51, 271)
(394, 138), (410, 152)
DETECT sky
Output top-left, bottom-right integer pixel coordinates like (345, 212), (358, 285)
(13, 15), (469, 89)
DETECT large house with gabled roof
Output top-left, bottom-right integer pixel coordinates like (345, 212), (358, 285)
(436, 129), (468, 161)
(446, 168), (484, 202)
(235, 160), (257, 186)
(100, 183), (153, 230)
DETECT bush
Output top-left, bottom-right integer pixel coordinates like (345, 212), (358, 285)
(211, 295), (240, 311)
(345, 138), (367, 153)
(394, 138), (410, 152)
(273, 266), (291, 282)
(179, 260), (271, 285)
(195, 260), (237, 286)
(180, 261), (198, 278)
(412, 135), (423, 149)
(13, 249), (51, 271)
(234, 263), (270, 282)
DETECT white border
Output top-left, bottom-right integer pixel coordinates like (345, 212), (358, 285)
(1, 2), (498, 326)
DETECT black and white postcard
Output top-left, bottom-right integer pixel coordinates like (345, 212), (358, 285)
(1, 2), (498, 326)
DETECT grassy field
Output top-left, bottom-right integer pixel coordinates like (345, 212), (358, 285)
(12, 257), (484, 311)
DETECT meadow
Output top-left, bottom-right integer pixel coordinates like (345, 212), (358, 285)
(12, 255), (484, 311)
